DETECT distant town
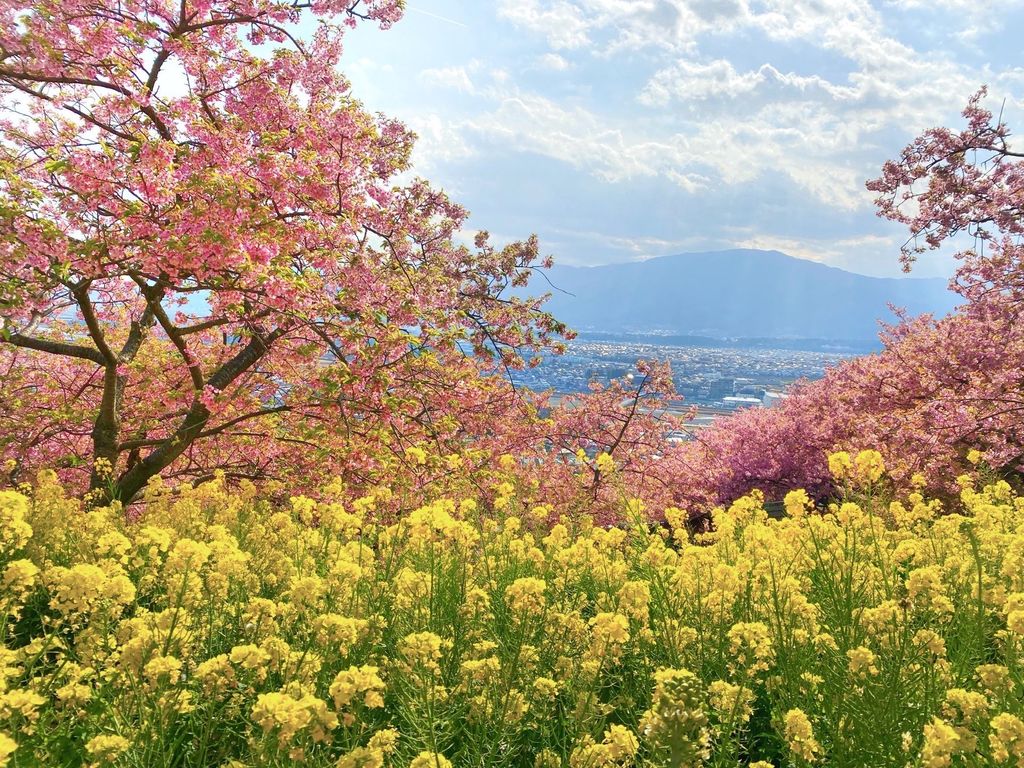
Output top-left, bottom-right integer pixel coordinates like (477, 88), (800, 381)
(513, 334), (854, 429)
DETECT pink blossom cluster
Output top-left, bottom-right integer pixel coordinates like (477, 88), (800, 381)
(0, 0), (567, 502)
(656, 91), (1024, 512)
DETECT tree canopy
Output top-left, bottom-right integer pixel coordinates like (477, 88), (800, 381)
(0, 0), (568, 503)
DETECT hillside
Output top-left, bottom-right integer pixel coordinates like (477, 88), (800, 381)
(538, 249), (957, 341)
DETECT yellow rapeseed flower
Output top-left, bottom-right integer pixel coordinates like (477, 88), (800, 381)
(85, 734), (131, 764)
(594, 452), (616, 474)
(616, 580), (651, 622)
(943, 688), (989, 723)
(827, 451), (852, 481)
(409, 752), (452, 768)
(1, 559), (38, 619)
(727, 622), (773, 675)
(337, 728), (399, 768)
(505, 577), (547, 618)
(603, 724), (639, 762)
(0, 732), (14, 767)
(329, 665), (386, 711)
(251, 690), (338, 747)
(0, 689), (45, 725)
(977, 665), (1015, 696)
(783, 709), (821, 763)
(404, 446), (428, 465)
(921, 717), (962, 768)
(589, 612), (630, 660)
(784, 489), (812, 519)
(853, 449), (885, 485)
(399, 632), (447, 675)
(639, 668), (710, 765)
(0, 491), (32, 557)
(707, 680), (754, 725)
(991, 713), (1024, 764)
(847, 646), (879, 679)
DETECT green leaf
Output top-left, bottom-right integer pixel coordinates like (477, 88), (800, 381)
(44, 158), (69, 174)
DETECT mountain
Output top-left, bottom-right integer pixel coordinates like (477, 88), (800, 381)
(535, 249), (958, 342)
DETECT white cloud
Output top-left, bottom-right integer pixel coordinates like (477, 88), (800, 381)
(406, 114), (477, 173)
(886, 0), (1013, 9)
(478, 0), (1007, 215)
(732, 235), (831, 264)
(639, 59), (765, 103)
(886, 0), (1024, 42)
(345, 0), (1023, 276)
(639, 60), (856, 105)
(418, 64), (477, 93)
(546, 228), (715, 263)
(497, 0), (755, 54)
(664, 169), (711, 193)
(496, 0), (592, 49)
(459, 82), (876, 210)
(535, 53), (571, 71)
(466, 91), (662, 182)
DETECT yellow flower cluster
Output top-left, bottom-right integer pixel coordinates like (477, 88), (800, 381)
(921, 716), (964, 767)
(827, 448), (886, 487)
(726, 622), (774, 675)
(330, 665), (386, 724)
(409, 751), (452, 768)
(784, 708), (821, 763)
(336, 728), (399, 768)
(251, 688), (338, 752)
(594, 452), (616, 474)
(0, 492), (31, 557)
(568, 724), (639, 767)
(85, 733), (131, 763)
(44, 562), (136, 621)
(846, 646), (878, 679)
(505, 577), (547, 618)
(399, 632), (447, 676)
(991, 713), (1024, 764)
(0, 462), (1023, 766)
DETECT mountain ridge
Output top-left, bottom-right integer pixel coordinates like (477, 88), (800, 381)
(536, 249), (957, 342)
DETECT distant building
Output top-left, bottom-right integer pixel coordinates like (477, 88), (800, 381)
(722, 395), (762, 410)
(736, 384), (767, 398)
(709, 378), (734, 399)
(762, 391), (788, 408)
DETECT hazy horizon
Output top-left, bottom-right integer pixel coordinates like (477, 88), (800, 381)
(545, 247), (953, 281)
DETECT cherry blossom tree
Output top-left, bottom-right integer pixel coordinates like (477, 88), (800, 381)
(529, 360), (685, 522)
(332, 361), (686, 525)
(663, 308), (1024, 509)
(0, 0), (567, 503)
(664, 90), (1024, 512)
(868, 87), (1024, 306)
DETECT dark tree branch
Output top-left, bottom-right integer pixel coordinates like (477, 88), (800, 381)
(111, 325), (288, 502)
(4, 332), (104, 364)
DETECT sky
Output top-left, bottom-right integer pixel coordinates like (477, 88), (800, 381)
(340, 0), (1024, 279)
